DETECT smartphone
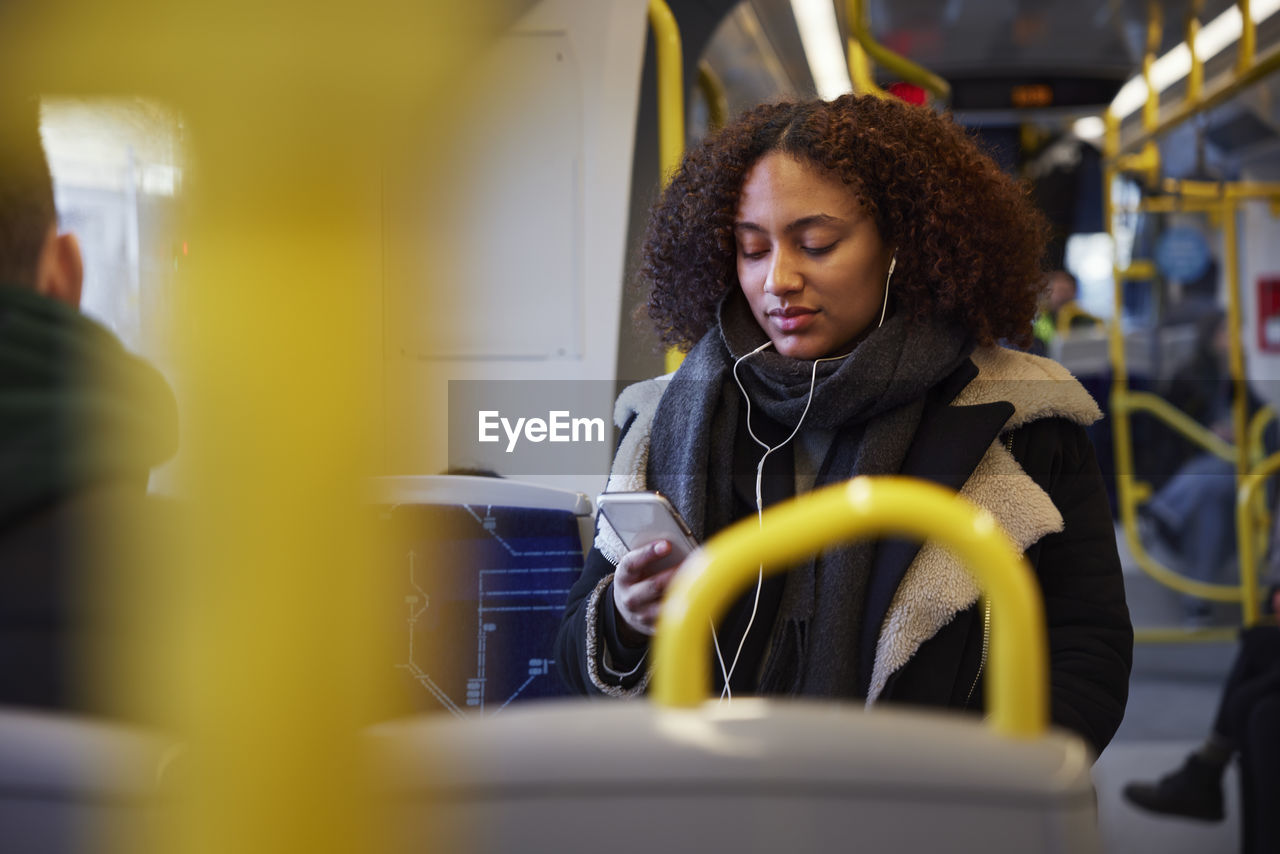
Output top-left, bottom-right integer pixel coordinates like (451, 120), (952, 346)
(596, 491), (699, 571)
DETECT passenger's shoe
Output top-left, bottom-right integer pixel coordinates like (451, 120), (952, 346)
(1123, 755), (1225, 821)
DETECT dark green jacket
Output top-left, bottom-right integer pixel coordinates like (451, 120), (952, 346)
(0, 283), (177, 714)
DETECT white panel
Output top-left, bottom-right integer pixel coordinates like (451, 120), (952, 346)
(385, 33), (583, 360)
(381, 0), (650, 496)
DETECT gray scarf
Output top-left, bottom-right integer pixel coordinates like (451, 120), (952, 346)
(648, 291), (972, 696)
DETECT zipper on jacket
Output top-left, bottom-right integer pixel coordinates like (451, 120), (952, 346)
(965, 431), (1012, 711)
(964, 599), (992, 709)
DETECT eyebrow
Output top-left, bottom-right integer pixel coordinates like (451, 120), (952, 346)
(733, 214), (843, 234)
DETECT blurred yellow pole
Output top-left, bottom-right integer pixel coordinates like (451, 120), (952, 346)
(0, 2), (489, 853)
(649, 0), (687, 374)
(649, 0), (685, 188)
(1143, 1), (1163, 133)
(1239, 0), (1256, 74)
(696, 61), (728, 132)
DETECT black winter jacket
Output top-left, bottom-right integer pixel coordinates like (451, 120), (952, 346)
(556, 347), (1133, 757)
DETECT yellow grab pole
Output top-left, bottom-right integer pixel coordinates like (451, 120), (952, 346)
(0, 4), (488, 854)
(846, 0), (887, 99)
(649, 0), (686, 375)
(846, 0), (950, 101)
(1237, 451), (1280, 626)
(1224, 199), (1250, 482)
(1186, 0), (1204, 103)
(649, 0), (684, 187)
(1143, 0), (1163, 133)
(1248, 407), (1275, 465)
(651, 476), (1048, 739)
(1239, 0), (1256, 74)
(1105, 109), (1146, 591)
(696, 61), (728, 131)
(847, 37), (886, 99)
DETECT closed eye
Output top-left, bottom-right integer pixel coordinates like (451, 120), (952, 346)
(803, 242), (837, 256)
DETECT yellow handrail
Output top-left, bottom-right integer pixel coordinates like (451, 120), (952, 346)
(696, 60), (728, 132)
(1187, 0), (1204, 103)
(845, 0), (950, 102)
(1249, 407), (1275, 467)
(648, 0), (687, 375)
(651, 476), (1047, 739)
(1119, 391), (1235, 462)
(1143, 0), (1162, 133)
(1114, 0), (1280, 155)
(1240, 0), (1256, 74)
(1104, 112), (1280, 631)
(649, 0), (684, 187)
(1237, 450), (1280, 626)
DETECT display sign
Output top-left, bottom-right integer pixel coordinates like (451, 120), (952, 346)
(1154, 227), (1212, 283)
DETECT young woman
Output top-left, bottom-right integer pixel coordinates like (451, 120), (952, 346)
(556, 95), (1132, 757)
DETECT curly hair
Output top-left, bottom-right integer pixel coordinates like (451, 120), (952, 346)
(640, 95), (1049, 350)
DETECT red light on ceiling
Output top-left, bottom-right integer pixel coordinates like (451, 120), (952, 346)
(887, 82), (926, 105)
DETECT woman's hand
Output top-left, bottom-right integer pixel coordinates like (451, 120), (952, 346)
(612, 540), (681, 644)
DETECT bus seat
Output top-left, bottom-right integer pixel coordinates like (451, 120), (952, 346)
(371, 476), (592, 717)
(0, 708), (172, 853)
(368, 699), (1099, 854)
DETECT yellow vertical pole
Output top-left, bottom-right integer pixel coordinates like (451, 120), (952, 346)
(1143, 0), (1163, 133)
(1222, 198), (1260, 626)
(1186, 0), (1204, 103)
(846, 0), (888, 98)
(696, 61), (728, 132)
(1239, 0), (1256, 74)
(649, 0), (687, 374)
(649, 0), (684, 187)
(0, 3), (486, 854)
(1104, 111), (1141, 555)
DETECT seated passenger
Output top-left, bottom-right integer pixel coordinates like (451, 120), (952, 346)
(1140, 311), (1264, 623)
(1031, 269), (1102, 354)
(1123, 583), (1280, 854)
(556, 95), (1133, 757)
(0, 96), (177, 716)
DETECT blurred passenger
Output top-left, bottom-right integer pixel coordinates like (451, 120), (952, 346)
(1031, 269), (1102, 354)
(1140, 311), (1259, 623)
(556, 95), (1132, 757)
(0, 97), (177, 715)
(1123, 583), (1280, 854)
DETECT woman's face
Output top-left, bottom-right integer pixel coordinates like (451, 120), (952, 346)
(734, 152), (894, 360)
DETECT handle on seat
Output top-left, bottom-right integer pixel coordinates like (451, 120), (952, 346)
(650, 476), (1047, 738)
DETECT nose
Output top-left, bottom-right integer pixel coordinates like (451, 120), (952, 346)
(764, 246), (802, 295)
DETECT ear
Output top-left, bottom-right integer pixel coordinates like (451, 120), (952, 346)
(35, 227), (84, 309)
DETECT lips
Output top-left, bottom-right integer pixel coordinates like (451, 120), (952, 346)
(768, 306), (818, 333)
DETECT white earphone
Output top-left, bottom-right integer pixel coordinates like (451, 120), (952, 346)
(877, 253), (897, 329)
(715, 253), (899, 701)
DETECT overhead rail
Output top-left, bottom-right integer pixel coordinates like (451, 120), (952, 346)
(652, 476), (1046, 738)
(648, 0), (687, 374)
(696, 60), (728, 132)
(1104, 132), (1280, 636)
(844, 0), (950, 104)
(1109, 0), (1280, 156)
